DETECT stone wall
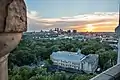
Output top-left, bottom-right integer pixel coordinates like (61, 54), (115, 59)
(90, 64), (120, 80)
(0, 0), (27, 80)
(0, 0), (27, 32)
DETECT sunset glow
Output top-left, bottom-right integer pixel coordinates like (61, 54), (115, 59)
(86, 24), (95, 32)
(66, 18), (118, 32)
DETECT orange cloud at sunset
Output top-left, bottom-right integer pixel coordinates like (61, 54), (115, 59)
(66, 19), (118, 32)
(68, 24), (118, 32)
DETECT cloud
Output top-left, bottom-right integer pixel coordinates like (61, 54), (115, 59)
(27, 11), (40, 21)
(27, 11), (118, 32)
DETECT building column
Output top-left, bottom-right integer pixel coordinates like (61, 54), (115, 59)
(117, 37), (120, 64)
(0, 0), (27, 80)
(0, 54), (9, 80)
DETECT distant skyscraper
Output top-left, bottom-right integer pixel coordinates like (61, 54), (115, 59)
(55, 28), (59, 32)
(67, 30), (71, 33)
(115, 3), (120, 64)
(73, 30), (77, 33)
(55, 28), (57, 31)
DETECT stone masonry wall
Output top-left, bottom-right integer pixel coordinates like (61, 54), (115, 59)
(0, 0), (27, 32)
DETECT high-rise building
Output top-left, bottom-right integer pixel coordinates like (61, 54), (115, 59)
(67, 30), (71, 33)
(73, 30), (77, 33)
(55, 28), (59, 32)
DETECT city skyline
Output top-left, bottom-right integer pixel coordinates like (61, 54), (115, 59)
(26, 0), (119, 32)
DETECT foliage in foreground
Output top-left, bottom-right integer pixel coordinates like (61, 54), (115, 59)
(9, 66), (95, 80)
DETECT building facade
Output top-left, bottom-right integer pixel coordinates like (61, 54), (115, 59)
(50, 50), (98, 73)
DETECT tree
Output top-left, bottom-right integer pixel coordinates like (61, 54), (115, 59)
(74, 74), (95, 80)
(99, 50), (117, 70)
(10, 75), (22, 80)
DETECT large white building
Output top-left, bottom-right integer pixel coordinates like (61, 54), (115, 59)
(50, 50), (98, 73)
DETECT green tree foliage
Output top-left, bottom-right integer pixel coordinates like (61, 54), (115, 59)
(9, 39), (117, 69)
(9, 66), (95, 80)
(99, 50), (117, 70)
(8, 38), (117, 79)
(74, 74), (94, 80)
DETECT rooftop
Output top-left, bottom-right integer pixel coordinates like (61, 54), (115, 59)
(51, 51), (85, 63)
(51, 51), (98, 64)
(83, 54), (98, 65)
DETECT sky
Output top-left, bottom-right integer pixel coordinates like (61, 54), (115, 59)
(25, 0), (119, 32)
